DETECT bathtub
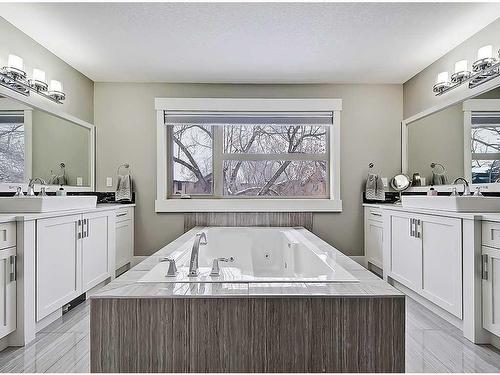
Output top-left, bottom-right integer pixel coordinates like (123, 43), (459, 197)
(139, 227), (358, 283)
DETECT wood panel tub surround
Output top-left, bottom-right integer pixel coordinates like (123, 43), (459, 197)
(90, 296), (405, 373)
(184, 212), (313, 232)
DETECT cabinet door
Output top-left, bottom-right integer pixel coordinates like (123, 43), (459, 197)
(116, 219), (133, 270)
(420, 215), (462, 318)
(388, 212), (422, 290)
(365, 220), (383, 269)
(36, 214), (82, 321)
(483, 246), (500, 336)
(0, 247), (16, 339)
(82, 211), (113, 291)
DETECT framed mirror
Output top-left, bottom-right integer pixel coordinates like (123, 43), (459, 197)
(0, 95), (95, 192)
(402, 84), (500, 191)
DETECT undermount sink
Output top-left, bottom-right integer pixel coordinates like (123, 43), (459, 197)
(401, 195), (500, 212)
(0, 196), (97, 213)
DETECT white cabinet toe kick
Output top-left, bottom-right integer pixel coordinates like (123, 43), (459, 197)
(0, 204), (135, 349)
(363, 203), (500, 348)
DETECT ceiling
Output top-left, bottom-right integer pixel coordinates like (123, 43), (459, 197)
(1, 2), (500, 84)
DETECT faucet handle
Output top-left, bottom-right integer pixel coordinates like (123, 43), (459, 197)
(473, 186), (487, 196)
(160, 257), (178, 277)
(210, 257), (235, 277)
(9, 186), (23, 196)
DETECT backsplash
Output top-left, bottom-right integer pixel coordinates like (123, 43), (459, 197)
(0, 191), (135, 204)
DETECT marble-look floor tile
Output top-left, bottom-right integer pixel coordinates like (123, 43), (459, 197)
(1, 285), (500, 373)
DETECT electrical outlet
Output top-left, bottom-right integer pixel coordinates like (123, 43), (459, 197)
(76, 177), (83, 186)
(382, 177), (388, 187)
(106, 177), (113, 187)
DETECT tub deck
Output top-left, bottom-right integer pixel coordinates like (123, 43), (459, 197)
(90, 227), (405, 373)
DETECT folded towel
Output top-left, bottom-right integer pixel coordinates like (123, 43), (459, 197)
(116, 174), (133, 202)
(365, 173), (385, 201)
(431, 172), (447, 185)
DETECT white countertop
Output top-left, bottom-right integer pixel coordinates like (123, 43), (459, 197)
(0, 203), (135, 223)
(363, 202), (500, 222)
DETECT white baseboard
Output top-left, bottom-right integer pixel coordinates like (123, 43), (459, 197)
(131, 256), (147, 268)
(349, 255), (366, 267)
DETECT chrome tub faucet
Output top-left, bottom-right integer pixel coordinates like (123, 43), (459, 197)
(188, 232), (207, 277)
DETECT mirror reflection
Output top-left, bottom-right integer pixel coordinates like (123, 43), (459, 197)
(407, 87), (500, 186)
(0, 96), (91, 187)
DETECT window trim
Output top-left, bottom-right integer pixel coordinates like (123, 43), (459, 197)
(155, 98), (342, 212)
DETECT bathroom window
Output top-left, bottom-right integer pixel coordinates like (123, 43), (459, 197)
(0, 111), (25, 183)
(471, 113), (500, 183)
(167, 113), (329, 198)
(156, 98), (342, 212)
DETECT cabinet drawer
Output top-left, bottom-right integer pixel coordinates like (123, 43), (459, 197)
(0, 222), (16, 250)
(482, 221), (500, 249)
(115, 207), (133, 223)
(366, 207), (383, 223)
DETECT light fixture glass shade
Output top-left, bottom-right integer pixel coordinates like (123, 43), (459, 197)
(49, 80), (63, 92)
(454, 60), (468, 73)
(7, 54), (24, 71)
(32, 69), (46, 83)
(436, 71), (449, 83)
(477, 45), (493, 60)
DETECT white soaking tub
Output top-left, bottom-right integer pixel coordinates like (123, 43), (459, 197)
(139, 227), (358, 283)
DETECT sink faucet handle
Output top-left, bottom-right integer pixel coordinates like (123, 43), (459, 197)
(160, 257), (178, 277)
(9, 186), (23, 196)
(473, 186), (486, 196)
(210, 257), (235, 277)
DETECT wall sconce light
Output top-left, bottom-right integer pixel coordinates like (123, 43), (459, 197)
(5, 54), (26, 79)
(0, 53), (66, 103)
(29, 68), (48, 92)
(451, 60), (471, 84)
(473, 45), (497, 72)
(48, 80), (65, 101)
(433, 71), (451, 93)
(432, 44), (500, 95)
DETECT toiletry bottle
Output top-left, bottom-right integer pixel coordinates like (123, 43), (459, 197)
(56, 185), (66, 196)
(427, 187), (438, 196)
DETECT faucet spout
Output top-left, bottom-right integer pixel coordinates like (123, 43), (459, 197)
(188, 232), (207, 277)
(452, 177), (470, 196)
(27, 178), (46, 196)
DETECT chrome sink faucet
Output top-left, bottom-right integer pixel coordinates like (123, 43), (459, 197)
(452, 177), (470, 196)
(27, 178), (47, 196)
(188, 232), (207, 277)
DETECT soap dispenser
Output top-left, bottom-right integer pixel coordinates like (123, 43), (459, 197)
(427, 187), (438, 196)
(56, 184), (66, 196)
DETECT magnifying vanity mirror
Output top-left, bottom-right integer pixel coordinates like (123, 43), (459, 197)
(390, 174), (411, 202)
(0, 95), (95, 191)
(403, 85), (500, 189)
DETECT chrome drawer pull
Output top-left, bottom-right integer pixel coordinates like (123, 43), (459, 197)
(482, 254), (489, 280)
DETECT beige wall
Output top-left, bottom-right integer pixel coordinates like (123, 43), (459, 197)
(94, 83), (403, 256)
(0, 17), (94, 123)
(408, 103), (464, 183)
(32, 110), (90, 186)
(403, 18), (500, 119)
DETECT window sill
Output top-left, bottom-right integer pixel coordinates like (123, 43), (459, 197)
(155, 199), (342, 213)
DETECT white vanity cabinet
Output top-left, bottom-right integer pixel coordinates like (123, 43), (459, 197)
(115, 207), (134, 271)
(82, 211), (114, 291)
(36, 211), (115, 321)
(481, 221), (500, 336)
(385, 210), (463, 318)
(364, 206), (384, 270)
(0, 222), (17, 340)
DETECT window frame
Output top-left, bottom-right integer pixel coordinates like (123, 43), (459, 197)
(155, 98), (342, 212)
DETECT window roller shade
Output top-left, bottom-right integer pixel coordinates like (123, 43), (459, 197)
(0, 111), (24, 124)
(164, 111), (333, 126)
(472, 112), (500, 126)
